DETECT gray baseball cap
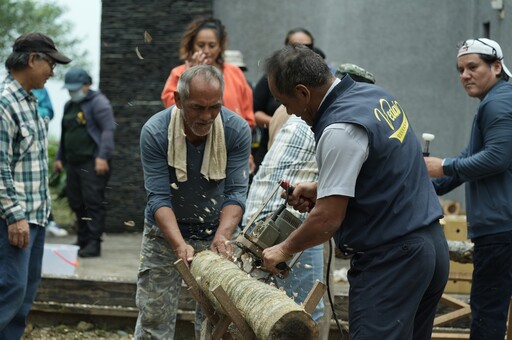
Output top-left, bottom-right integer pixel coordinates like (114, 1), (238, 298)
(63, 67), (92, 91)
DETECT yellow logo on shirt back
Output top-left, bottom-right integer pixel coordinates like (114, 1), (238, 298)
(373, 99), (408, 143)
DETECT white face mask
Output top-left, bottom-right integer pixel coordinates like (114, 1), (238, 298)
(69, 89), (86, 103)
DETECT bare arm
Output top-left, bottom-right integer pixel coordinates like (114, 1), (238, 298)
(263, 194), (347, 273)
(255, 110), (272, 128)
(154, 206), (194, 266)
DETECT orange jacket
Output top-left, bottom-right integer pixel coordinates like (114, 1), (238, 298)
(161, 63), (255, 128)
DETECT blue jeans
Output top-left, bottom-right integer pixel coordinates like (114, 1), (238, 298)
(470, 230), (512, 340)
(275, 244), (325, 321)
(0, 219), (45, 340)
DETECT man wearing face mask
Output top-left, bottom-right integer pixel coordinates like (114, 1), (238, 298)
(54, 67), (116, 258)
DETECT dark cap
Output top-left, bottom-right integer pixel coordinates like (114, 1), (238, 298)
(64, 67), (92, 91)
(13, 32), (71, 64)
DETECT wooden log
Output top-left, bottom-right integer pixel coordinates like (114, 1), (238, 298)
(190, 251), (318, 340)
(447, 240), (474, 264)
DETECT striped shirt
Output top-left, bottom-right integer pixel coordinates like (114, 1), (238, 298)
(244, 114), (318, 225)
(0, 75), (50, 226)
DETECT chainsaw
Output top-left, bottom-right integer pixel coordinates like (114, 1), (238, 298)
(234, 180), (304, 280)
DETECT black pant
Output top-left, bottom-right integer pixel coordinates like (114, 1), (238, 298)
(66, 159), (110, 244)
(347, 222), (449, 340)
(470, 230), (512, 340)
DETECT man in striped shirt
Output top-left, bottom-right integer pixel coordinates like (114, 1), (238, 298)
(243, 114), (326, 323)
(0, 32), (70, 339)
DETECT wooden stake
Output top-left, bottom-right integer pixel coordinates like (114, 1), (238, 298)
(211, 284), (256, 340)
(174, 259), (218, 323)
(303, 281), (326, 315)
(211, 316), (233, 340)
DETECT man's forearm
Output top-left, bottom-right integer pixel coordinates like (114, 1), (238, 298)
(216, 204), (243, 238)
(154, 206), (186, 250)
(282, 211), (336, 255)
(282, 195), (347, 255)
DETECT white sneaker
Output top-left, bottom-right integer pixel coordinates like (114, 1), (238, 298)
(46, 221), (69, 237)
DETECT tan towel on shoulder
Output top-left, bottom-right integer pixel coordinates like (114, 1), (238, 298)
(167, 106), (226, 182)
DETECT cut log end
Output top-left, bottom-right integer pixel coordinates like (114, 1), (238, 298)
(269, 310), (319, 340)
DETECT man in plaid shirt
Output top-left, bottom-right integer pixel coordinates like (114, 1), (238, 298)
(0, 32), (70, 339)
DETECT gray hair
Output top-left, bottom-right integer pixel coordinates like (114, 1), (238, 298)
(5, 52), (31, 72)
(177, 64), (225, 100)
(265, 44), (331, 96)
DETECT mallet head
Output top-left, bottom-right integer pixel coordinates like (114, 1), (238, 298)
(422, 133), (435, 156)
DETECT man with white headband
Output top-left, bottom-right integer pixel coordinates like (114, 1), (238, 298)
(425, 38), (512, 340)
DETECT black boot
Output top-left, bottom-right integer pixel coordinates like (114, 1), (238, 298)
(74, 240), (87, 249)
(78, 239), (101, 258)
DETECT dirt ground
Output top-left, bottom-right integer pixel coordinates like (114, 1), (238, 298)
(22, 322), (134, 340)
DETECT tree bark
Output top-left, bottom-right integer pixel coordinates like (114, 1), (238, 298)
(190, 250), (318, 340)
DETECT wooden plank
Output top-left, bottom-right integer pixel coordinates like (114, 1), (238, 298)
(175, 259), (218, 323)
(36, 275), (196, 311)
(303, 281), (326, 315)
(211, 285), (255, 340)
(434, 307), (471, 327)
(36, 276), (137, 307)
(211, 316), (233, 340)
(31, 301), (195, 321)
(32, 301), (196, 321)
(448, 272), (473, 282)
(439, 294), (469, 309)
(32, 301), (138, 317)
(431, 333), (470, 339)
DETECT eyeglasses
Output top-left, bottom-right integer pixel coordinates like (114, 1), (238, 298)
(458, 39), (498, 58)
(36, 53), (56, 70)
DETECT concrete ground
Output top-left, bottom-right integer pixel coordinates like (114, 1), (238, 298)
(44, 232), (142, 281)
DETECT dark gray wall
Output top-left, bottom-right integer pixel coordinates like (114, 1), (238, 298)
(101, 0), (213, 232)
(214, 0), (512, 207)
